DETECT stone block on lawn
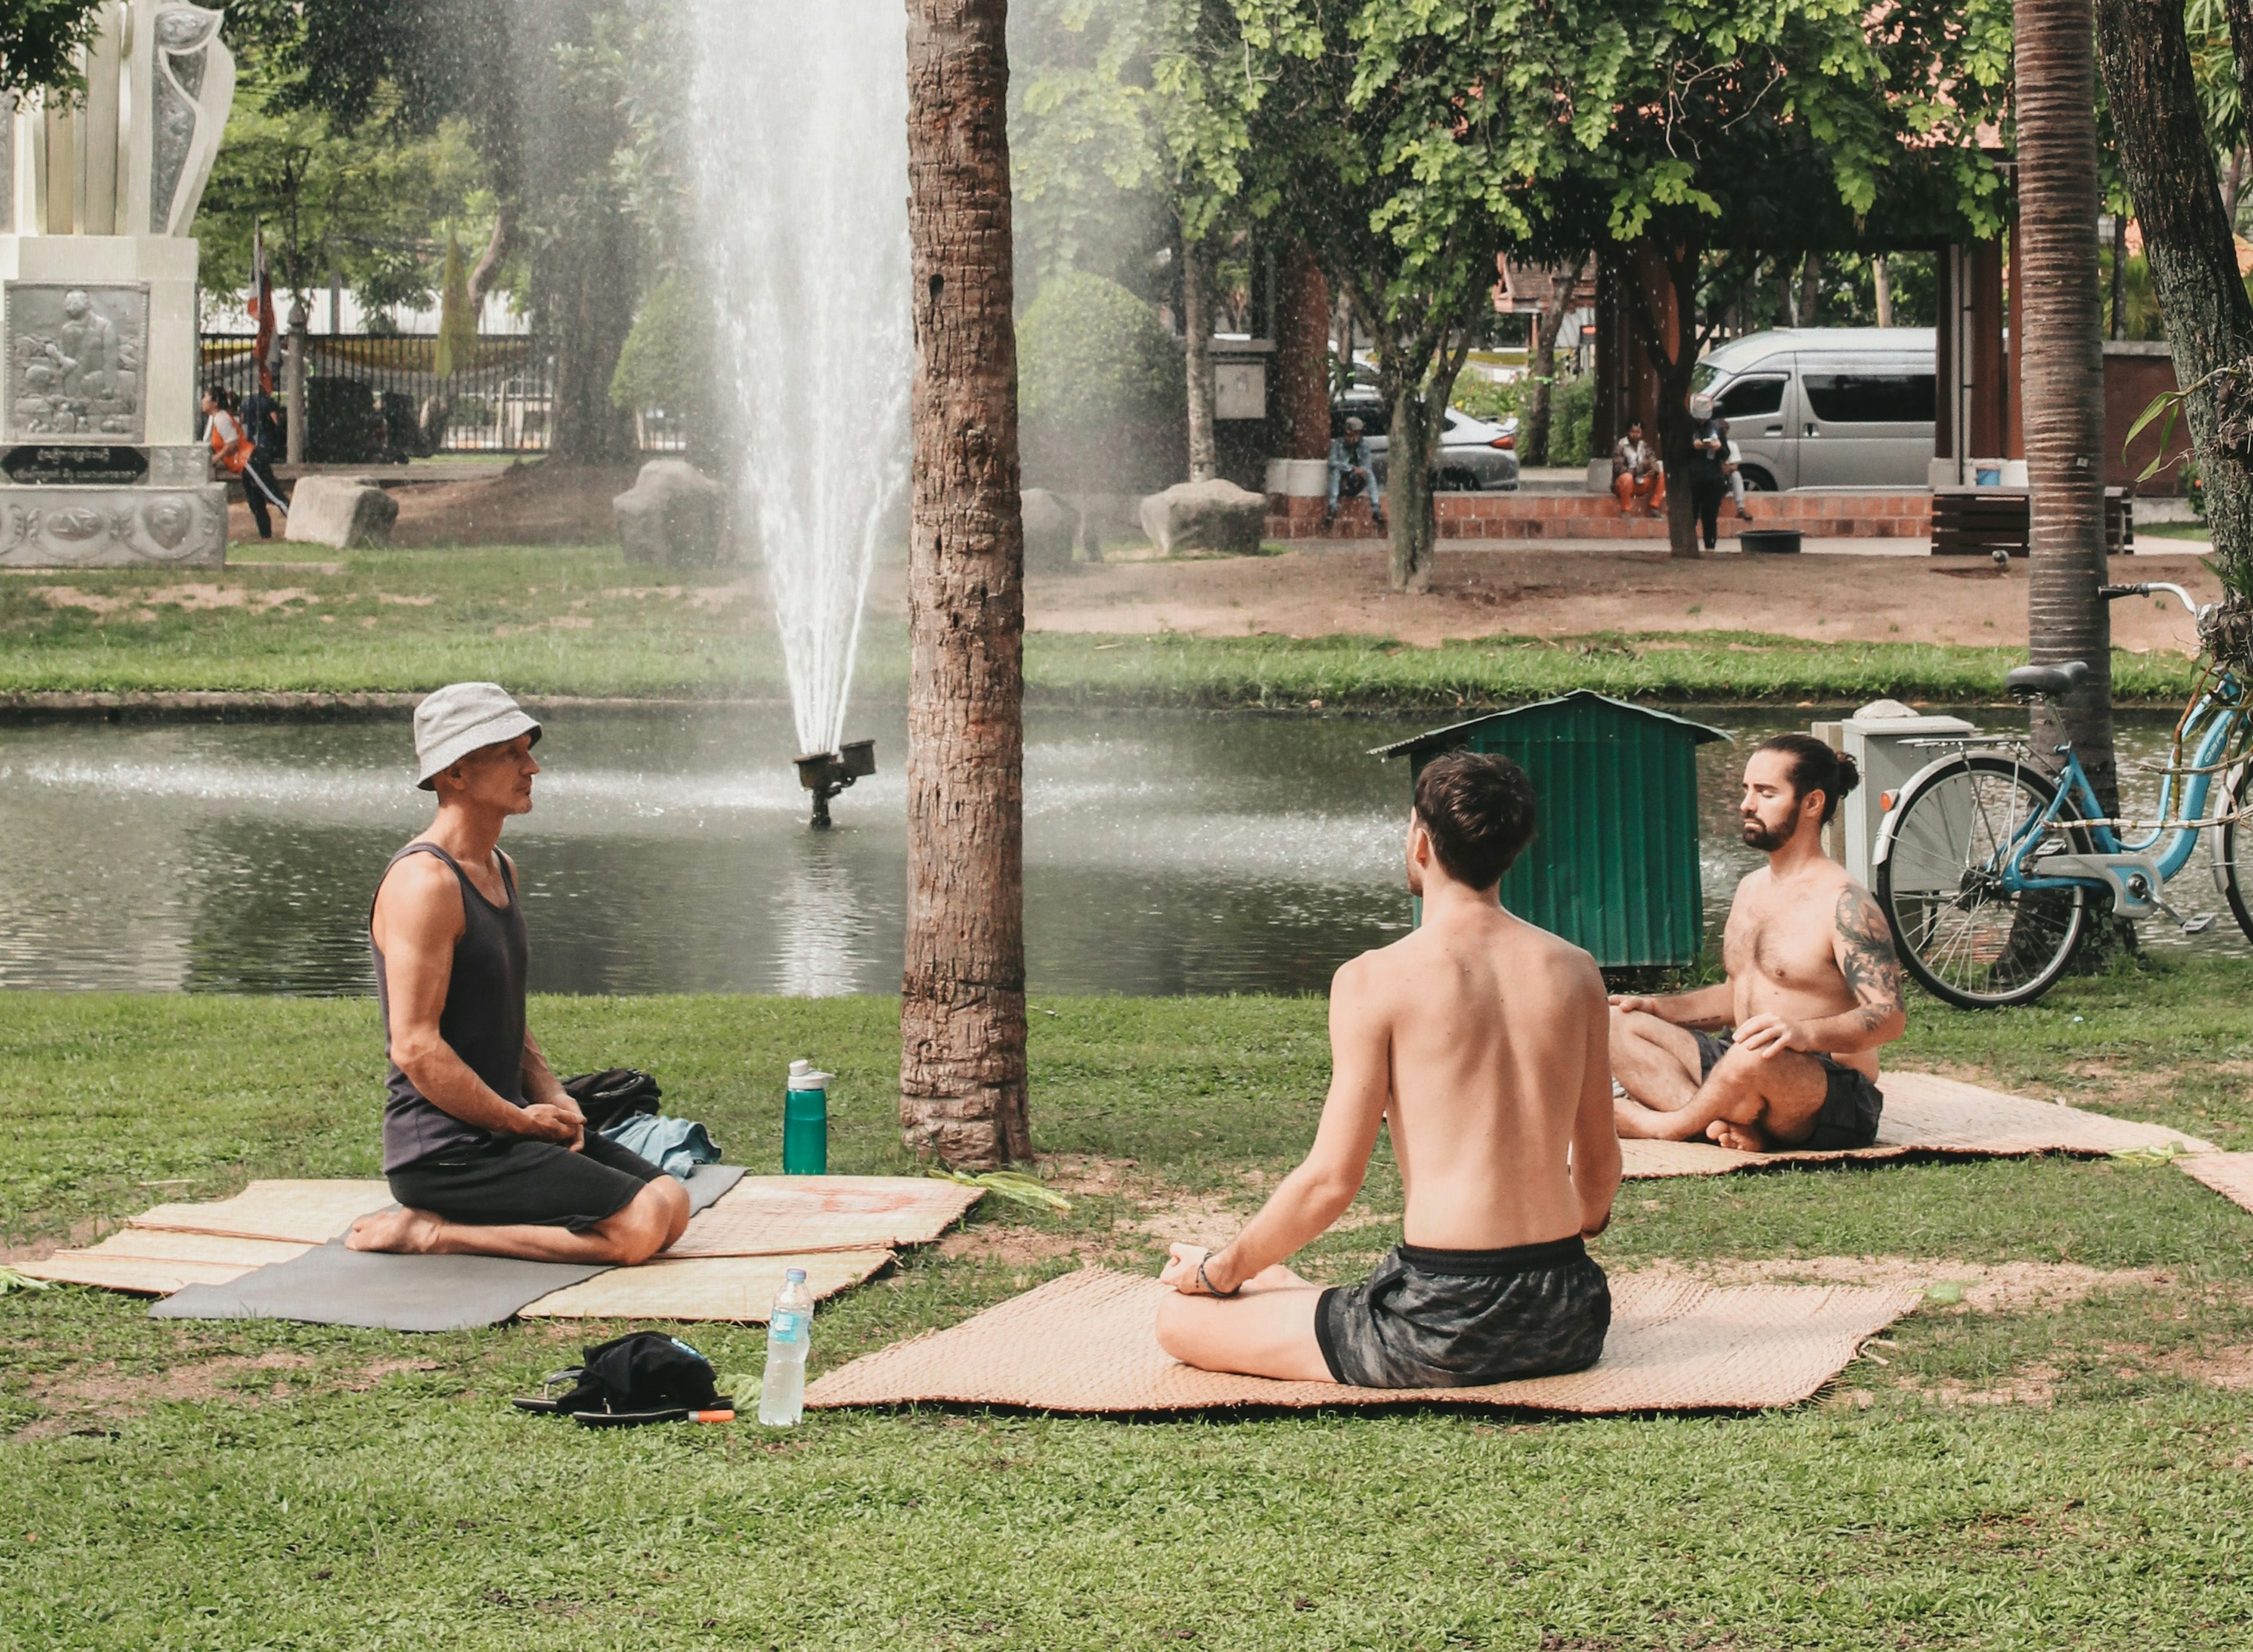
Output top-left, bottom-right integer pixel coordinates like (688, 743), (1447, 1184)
(283, 477), (399, 550)
(1138, 478), (1267, 556)
(1021, 488), (1079, 572)
(614, 459), (726, 568)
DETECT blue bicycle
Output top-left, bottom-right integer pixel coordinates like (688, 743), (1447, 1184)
(1873, 581), (2253, 1007)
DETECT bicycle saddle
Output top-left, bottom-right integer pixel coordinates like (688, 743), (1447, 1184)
(2004, 660), (2090, 698)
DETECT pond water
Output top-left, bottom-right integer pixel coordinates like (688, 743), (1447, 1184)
(0, 705), (2239, 997)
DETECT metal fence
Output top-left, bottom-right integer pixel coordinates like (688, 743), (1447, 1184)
(197, 333), (692, 460)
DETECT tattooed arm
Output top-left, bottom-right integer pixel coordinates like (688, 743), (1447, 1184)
(1732, 884), (1907, 1059)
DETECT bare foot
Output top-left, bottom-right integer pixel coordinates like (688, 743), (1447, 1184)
(1706, 1118), (1768, 1152)
(346, 1206), (444, 1253)
(1613, 1098), (1685, 1140)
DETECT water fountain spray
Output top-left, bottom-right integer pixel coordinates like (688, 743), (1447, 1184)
(687, 0), (911, 827)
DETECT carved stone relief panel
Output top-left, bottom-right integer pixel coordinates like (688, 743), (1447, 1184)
(149, 6), (235, 235)
(0, 484), (225, 567)
(5, 282), (150, 442)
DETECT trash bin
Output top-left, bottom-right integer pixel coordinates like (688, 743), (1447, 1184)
(1810, 699), (1980, 886)
(1372, 690), (1731, 967)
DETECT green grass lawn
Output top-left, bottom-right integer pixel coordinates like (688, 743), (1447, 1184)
(2137, 520), (2214, 543)
(5, 964), (2253, 1648)
(0, 544), (2204, 706)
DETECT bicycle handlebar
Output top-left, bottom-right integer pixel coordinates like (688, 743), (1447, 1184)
(2101, 581), (2207, 620)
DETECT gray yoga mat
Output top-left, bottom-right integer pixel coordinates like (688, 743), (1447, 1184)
(684, 1163), (745, 1214)
(150, 1163), (747, 1331)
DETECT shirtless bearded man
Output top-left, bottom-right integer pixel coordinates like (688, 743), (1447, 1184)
(1156, 751), (1621, 1387)
(1610, 735), (1906, 1152)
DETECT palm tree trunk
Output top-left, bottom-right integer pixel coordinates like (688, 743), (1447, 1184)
(1182, 225), (1216, 483)
(2109, 209), (2127, 340)
(1872, 256), (1893, 327)
(899, 0), (1030, 1169)
(2099, 0), (2253, 602)
(2018, 0), (2116, 808)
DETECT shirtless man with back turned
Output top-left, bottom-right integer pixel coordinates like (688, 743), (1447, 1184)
(1610, 735), (1906, 1152)
(1156, 751), (1621, 1387)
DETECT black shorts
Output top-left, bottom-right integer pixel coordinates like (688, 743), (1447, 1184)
(1693, 1030), (1884, 1149)
(1314, 1235), (1611, 1389)
(388, 1132), (662, 1231)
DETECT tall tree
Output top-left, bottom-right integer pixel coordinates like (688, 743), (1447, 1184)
(228, 0), (643, 460)
(901, 0), (1031, 1169)
(2018, 0), (2117, 805)
(2096, 0), (2253, 599)
(1522, 258), (1588, 468)
(1180, 227), (1218, 480)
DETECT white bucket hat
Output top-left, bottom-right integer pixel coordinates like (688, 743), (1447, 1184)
(412, 682), (542, 790)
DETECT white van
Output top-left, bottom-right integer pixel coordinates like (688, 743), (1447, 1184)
(1691, 327), (1935, 490)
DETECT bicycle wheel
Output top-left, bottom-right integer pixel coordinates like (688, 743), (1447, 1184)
(2217, 763), (2253, 945)
(1875, 753), (2090, 1008)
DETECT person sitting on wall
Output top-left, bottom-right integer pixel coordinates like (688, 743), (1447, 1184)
(1327, 415), (1388, 532)
(1609, 736), (1906, 1152)
(1153, 751), (1619, 1387)
(347, 683), (691, 1262)
(1612, 419), (1664, 516)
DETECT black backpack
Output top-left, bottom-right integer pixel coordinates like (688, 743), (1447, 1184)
(512, 1331), (731, 1427)
(560, 1068), (663, 1135)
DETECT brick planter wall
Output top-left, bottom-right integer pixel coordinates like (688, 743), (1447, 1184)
(1266, 490), (1934, 542)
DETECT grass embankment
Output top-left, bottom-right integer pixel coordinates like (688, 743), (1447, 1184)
(1, 545), (2205, 706)
(5, 965), (2253, 1647)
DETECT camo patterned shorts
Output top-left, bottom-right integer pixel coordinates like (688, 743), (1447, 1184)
(1314, 1235), (1611, 1389)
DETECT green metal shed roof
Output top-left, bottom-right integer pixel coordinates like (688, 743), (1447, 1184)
(1371, 692), (1733, 967)
(1368, 692), (1733, 761)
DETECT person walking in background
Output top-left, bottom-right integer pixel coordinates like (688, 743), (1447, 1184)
(1687, 393), (1730, 551)
(204, 385), (289, 540)
(238, 381), (290, 537)
(1327, 416), (1387, 532)
(1611, 420), (1663, 517)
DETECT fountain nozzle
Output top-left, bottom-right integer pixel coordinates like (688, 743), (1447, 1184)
(794, 739), (876, 830)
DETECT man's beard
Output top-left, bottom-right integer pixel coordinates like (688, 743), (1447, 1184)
(1741, 817), (1791, 851)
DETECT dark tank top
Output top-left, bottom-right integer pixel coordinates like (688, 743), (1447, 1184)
(371, 842), (529, 1173)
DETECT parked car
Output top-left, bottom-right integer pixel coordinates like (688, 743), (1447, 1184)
(1690, 327), (1936, 490)
(1332, 395), (1521, 491)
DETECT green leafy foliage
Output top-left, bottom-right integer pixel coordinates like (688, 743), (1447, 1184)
(608, 270), (716, 429)
(0, 0), (107, 101)
(197, 54), (490, 316)
(1549, 373), (1598, 468)
(1017, 272), (1186, 490)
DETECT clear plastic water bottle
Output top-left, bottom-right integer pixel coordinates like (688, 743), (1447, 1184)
(757, 1267), (814, 1427)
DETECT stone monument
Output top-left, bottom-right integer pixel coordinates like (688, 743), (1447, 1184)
(0, 3), (234, 568)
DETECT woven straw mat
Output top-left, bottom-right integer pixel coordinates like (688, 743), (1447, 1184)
(519, 1249), (892, 1321)
(2178, 1152), (2253, 1215)
(1620, 1070), (2214, 1179)
(131, 1179), (394, 1243)
(17, 1230), (314, 1295)
(804, 1267), (1922, 1414)
(667, 1176), (982, 1258)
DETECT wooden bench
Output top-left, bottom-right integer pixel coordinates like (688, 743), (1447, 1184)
(1931, 487), (2133, 557)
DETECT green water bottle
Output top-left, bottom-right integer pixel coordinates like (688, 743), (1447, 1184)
(783, 1059), (830, 1175)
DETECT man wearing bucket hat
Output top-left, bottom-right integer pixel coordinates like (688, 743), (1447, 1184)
(346, 683), (691, 1263)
